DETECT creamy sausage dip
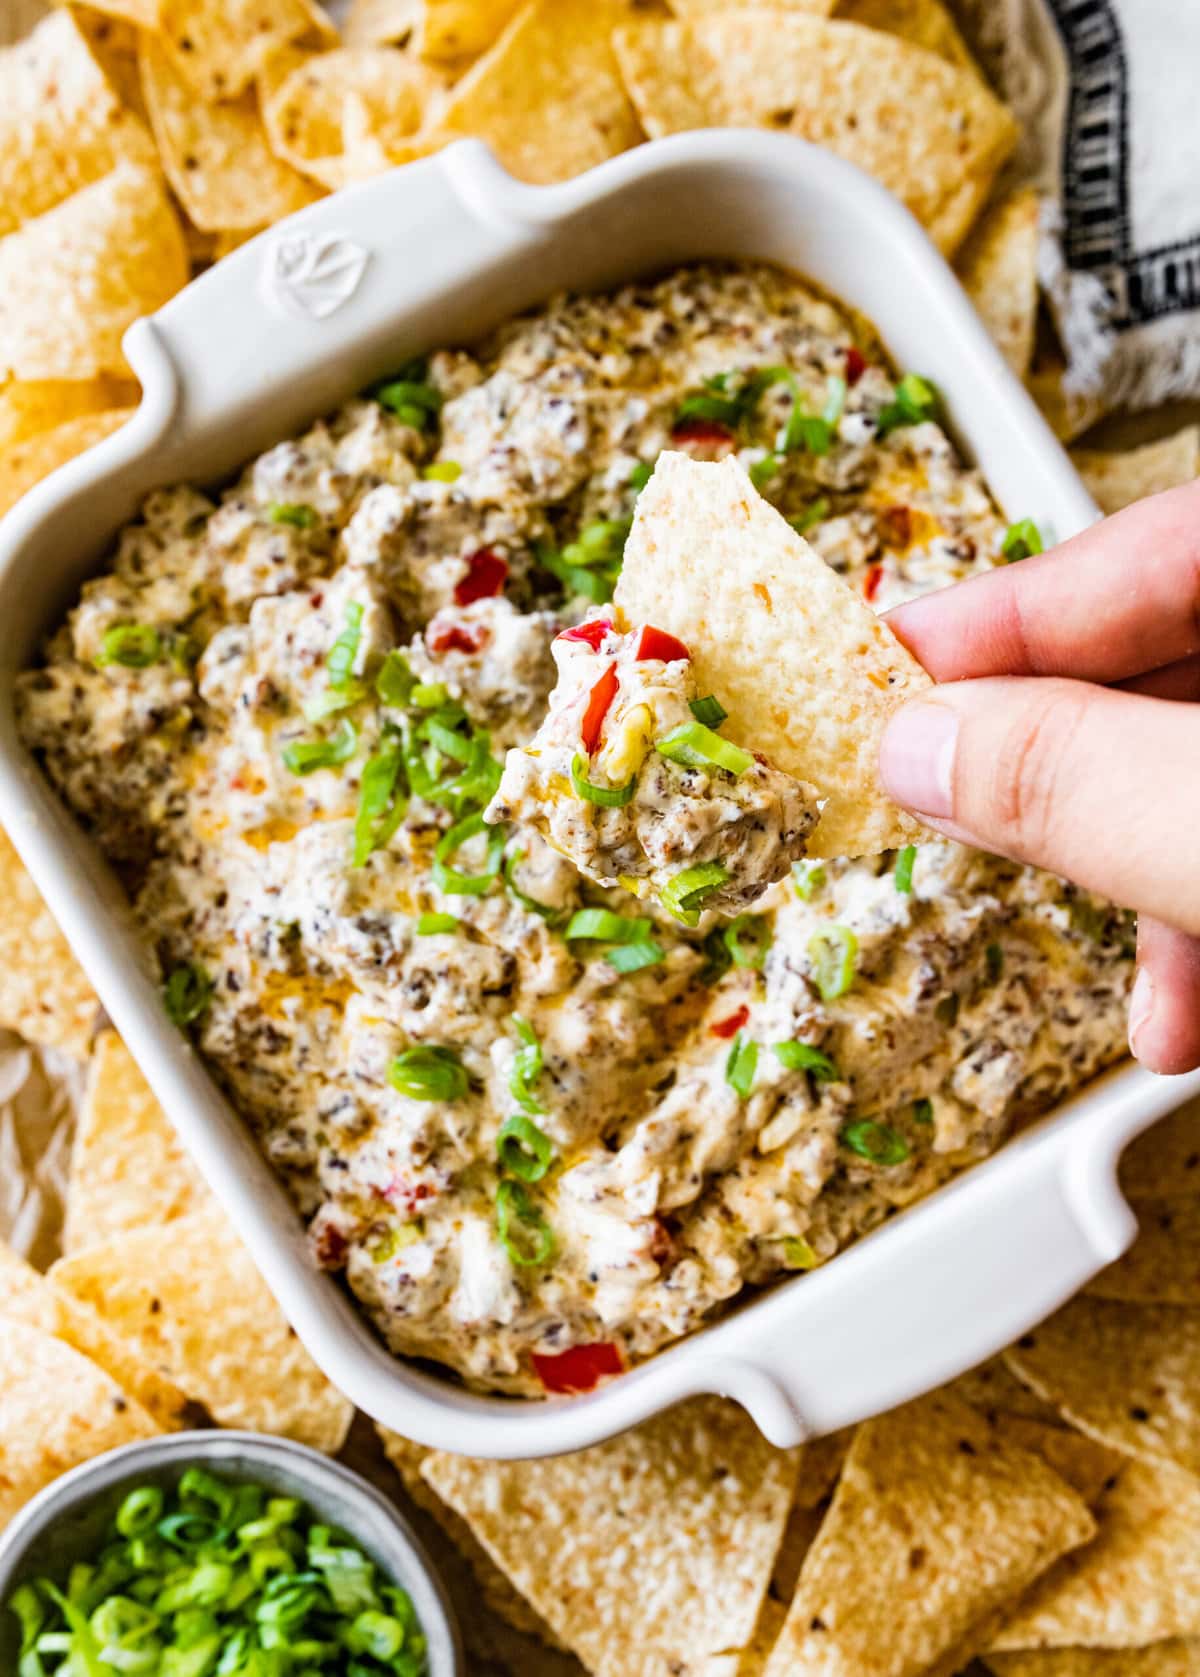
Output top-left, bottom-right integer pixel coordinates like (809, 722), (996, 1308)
(18, 264), (1133, 1398)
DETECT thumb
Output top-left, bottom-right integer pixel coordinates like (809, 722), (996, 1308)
(878, 677), (1200, 937)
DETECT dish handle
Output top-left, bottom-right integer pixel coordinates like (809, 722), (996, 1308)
(706, 1117), (1137, 1449)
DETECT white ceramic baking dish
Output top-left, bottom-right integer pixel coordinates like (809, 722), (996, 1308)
(2, 132), (1197, 1459)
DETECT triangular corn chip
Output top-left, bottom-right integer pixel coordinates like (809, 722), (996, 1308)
(1073, 427), (1199, 515)
(1087, 1194), (1200, 1305)
(0, 829), (100, 1053)
(616, 452), (932, 857)
(1119, 1104), (1200, 1199)
(838, 0), (979, 74)
(957, 188), (1041, 377)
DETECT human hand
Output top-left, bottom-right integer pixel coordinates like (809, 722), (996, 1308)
(878, 480), (1200, 1076)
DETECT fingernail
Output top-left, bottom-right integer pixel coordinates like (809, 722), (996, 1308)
(879, 701), (959, 819)
(1128, 967), (1154, 1059)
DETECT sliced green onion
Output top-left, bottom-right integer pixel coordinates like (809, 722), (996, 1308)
(433, 811), (504, 895)
(792, 859), (826, 900)
(840, 1118), (910, 1165)
(503, 848), (564, 923)
(789, 497), (830, 536)
(267, 502), (317, 528)
(326, 601), (364, 690)
(822, 374), (848, 427)
(724, 913), (771, 970)
(605, 937), (664, 974)
(725, 1031), (758, 1099)
(538, 544), (617, 604)
(877, 371), (938, 437)
(773, 1041), (840, 1081)
(985, 942), (1004, 982)
(628, 461), (654, 491)
(164, 963), (212, 1028)
(688, 694), (727, 727)
(304, 680), (367, 722)
(421, 460), (461, 482)
(388, 1044), (468, 1101)
(912, 1097), (934, 1124)
(95, 623), (161, 669)
(1002, 518), (1044, 562)
(411, 680), (448, 709)
(564, 907), (651, 944)
(698, 923), (732, 985)
(675, 391), (742, 427)
(282, 716), (357, 777)
(894, 844), (917, 894)
(497, 1113), (553, 1183)
(570, 752), (636, 807)
(495, 1178), (555, 1267)
(376, 650), (416, 707)
(749, 454), (780, 488)
(509, 1014), (545, 1113)
(352, 741), (405, 867)
(373, 370), (442, 430)
(416, 912), (457, 934)
(656, 722), (753, 776)
(116, 1486), (164, 1538)
(782, 1235), (819, 1270)
(661, 861), (729, 926)
(808, 924), (858, 1000)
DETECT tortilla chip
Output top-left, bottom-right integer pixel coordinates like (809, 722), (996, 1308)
(1073, 427), (1200, 515)
(617, 452), (931, 856)
(0, 9), (157, 239)
(0, 1318), (159, 1527)
(62, 1030), (207, 1254)
(989, 1459), (1200, 1651)
(988, 1644), (1200, 1677)
(51, 1201), (353, 1453)
(343, 0), (422, 44)
(141, 36), (322, 232)
(0, 162), (188, 381)
(0, 1242), (193, 1430)
(836, 0), (979, 73)
(667, 0), (833, 11)
(0, 409), (136, 522)
(436, 0), (645, 184)
(956, 188), (1041, 377)
(261, 45), (443, 188)
(763, 1390), (1094, 1677)
(72, 8), (150, 121)
(421, 1397), (798, 1676)
(0, 829), (100, 1055)
(377, 1428), (568, 1648)
(1086, 1195), (1200, 1305)
(155, 0), (337, 101)
(1119, 1103), (1200, 1200)
(947, 1356), (1066, 1426)
(417, 0), (523, 58)
(612, 16), (1018, 255)
(1026, 359), (1106, 442)
(1004, 1297), (1200, 1478)
(986, 1415), (1122, 1508)
(69, 0), (160, 25)
(0, 375), (139, 450)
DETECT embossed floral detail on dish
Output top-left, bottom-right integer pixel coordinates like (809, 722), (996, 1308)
(262, 233), (370, 322)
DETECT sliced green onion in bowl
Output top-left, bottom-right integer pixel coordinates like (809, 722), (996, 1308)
(503, 848), (564, 923)
(497, 1112), (554, 1183)
(326, 600), (364, 690)
(411, 681), (449, 709)
(432, 811), (505, 895)
(605, 937), (664, 974)
(628, 460), (654, 491)
(912, 1097), (934, 1124)
(725, 1031), (758, 1099)
(782, 1235), (819, 1270)
(416, 911), (458, 935)
(894, 843), (917, 894)
(877, 371), (938, 437)
(267, 501), (317, 528)
(1002, 517), (1044, 562)
(564, 907), (651, 944)
(163, 962), (212, 1028)
(282, 717), (357, 777)
(570, 752), (636, 807)
(95, 623), (161, 669)
(657, 721), (752, 776)
(791, 859), (826, 900)
(840, 1117), (910, 1165)
(773, 1041), (839, 1080)
(509, 1014), (545, 1113)
(688, 694), (727, 727)
(495, 1178), (555, 1267)
(376, 650), (417, 707)
(388, 1043), (469, 1101)
(421, 460), (461, 482)
(723, 913), (771, 970)
(352, 741), (406, 867)
(808, 924), (858, 1001)
(660, 861), (729, 927)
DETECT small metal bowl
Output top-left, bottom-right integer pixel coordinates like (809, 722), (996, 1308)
(0, 1430), (462, 1673)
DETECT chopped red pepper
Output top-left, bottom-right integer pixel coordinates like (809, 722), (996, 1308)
(385, 1177), (435, 1215)
(863, 563), (884, 602)
(557, 617), (613, 649)
(580, 662), (619, 755)
(635, 624), (690, 663)
(312, 1220), (348, 1269)
(710, 1004), (750, 1039)
(845, 346), (868, 386)
(671, 416), (735, 455)
(427, 614), (489, 656)
(532, 1341), (623, 1394)
(454, 547), (508, 607)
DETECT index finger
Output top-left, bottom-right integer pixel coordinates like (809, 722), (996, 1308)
(884, 478), (1200, 684)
